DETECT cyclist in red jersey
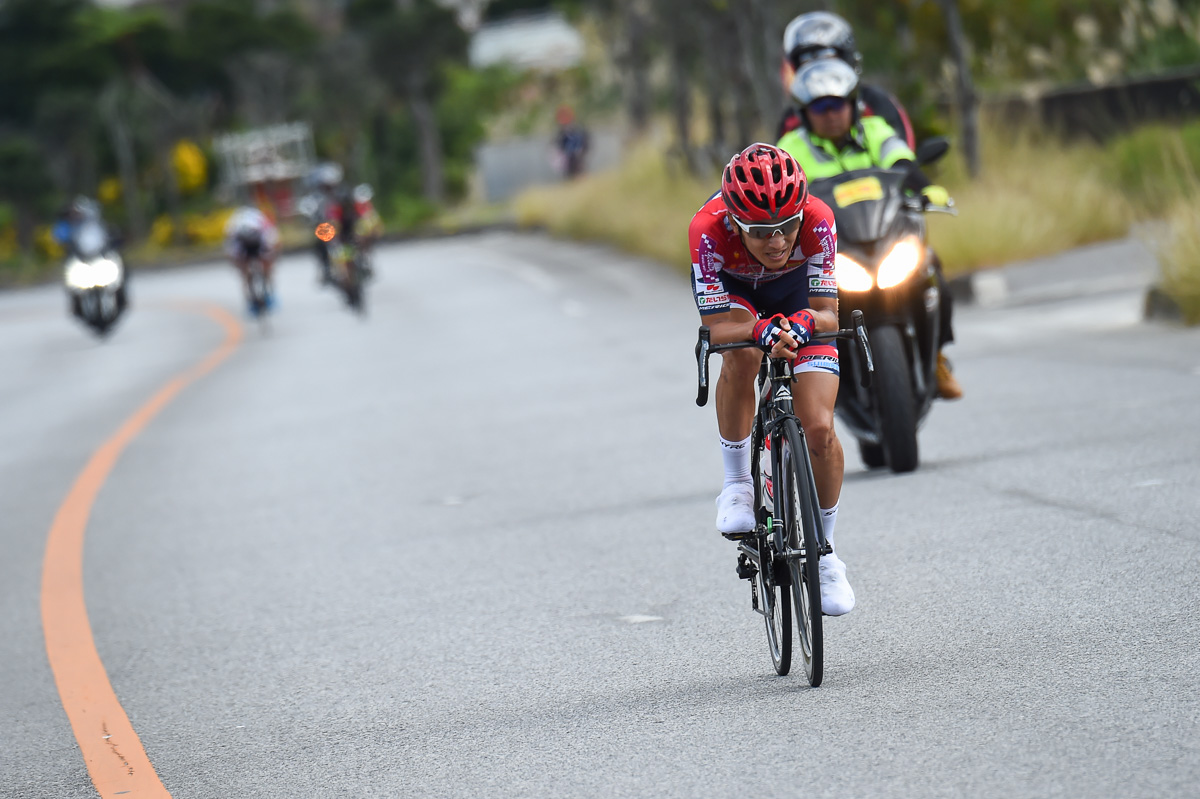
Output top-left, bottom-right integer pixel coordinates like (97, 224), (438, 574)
(691, 143), (854, 615)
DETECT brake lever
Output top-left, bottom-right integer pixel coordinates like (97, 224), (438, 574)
(852, 310), (874, 389)
(696, 326), (711, 407)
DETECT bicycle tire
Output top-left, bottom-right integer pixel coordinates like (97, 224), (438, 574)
(751, 421), (791, 675)
(779, 419), (824, 687)
(758, 537), (792, 676)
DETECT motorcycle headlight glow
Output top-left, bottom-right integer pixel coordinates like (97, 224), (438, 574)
(876, 237), (923, 289)
(65, 257), (122, 289)
(836, 253), (873, 292)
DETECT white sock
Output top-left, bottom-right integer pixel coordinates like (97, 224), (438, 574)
(719, 434), (752, 488)
(821, 504), (839, 547)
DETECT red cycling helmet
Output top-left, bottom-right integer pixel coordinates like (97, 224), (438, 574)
(720, 143), (808, 224)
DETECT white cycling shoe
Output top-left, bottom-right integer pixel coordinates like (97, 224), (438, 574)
(819, 550), (856, 616)
(715, 482), (755, 535)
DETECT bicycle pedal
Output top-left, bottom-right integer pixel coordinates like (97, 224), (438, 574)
(721, 529), (755, 542)
(736, 554), (757, 581)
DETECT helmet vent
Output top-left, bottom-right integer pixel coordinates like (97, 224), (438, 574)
(735, 166), (747, 183)
(750, 167), (765, 186)
(771, 163), (782, 183)
(779, 184), (794, 207)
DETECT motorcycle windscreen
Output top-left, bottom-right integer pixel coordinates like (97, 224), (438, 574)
(809, 170), (908, 245)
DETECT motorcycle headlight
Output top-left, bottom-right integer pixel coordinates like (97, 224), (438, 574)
(91, 258), (121, 287)
(836, 253), (873, 292)
(65, 257), (93, 289)
(877, 236), (924, 289)
(65, 257), (121, 289)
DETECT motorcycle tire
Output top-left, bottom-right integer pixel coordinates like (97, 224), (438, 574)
(857, 440), (886, 469)
(870, 325), (919, 473)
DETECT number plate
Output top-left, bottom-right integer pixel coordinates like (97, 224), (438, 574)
(833, 176), (884, 207)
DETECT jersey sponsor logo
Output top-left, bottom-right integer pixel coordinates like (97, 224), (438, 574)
(810, 277), (837, 290)
(698, 234), (725, 280)
(697, 293), (730, 306)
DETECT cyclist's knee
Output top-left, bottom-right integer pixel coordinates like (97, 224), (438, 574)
(719, 348), (762, 383)
(805, 419), (837, 458)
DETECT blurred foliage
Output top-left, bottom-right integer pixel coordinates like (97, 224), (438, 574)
(0, 0), (516, 267)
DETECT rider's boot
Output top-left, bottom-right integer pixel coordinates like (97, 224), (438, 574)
(936, 351), (963, 400)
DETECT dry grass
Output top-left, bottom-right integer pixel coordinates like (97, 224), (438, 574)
(513, 123), (1139, 280)
(1157, 200), (1200, 323)
(514, 136), (714, 269)
(926, 130), (1132, 276)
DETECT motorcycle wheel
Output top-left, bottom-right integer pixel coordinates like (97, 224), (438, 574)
(870, 325), (919, 473)
(857, 440), (886, 469)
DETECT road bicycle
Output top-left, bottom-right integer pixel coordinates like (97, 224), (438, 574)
(695, 310), (872, 686)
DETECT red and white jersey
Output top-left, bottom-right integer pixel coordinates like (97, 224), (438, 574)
(688, 193), (838, 316)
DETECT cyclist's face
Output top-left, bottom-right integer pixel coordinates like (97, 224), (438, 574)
(741, 227), (799, 269)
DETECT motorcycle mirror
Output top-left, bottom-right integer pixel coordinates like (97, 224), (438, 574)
(915, 137), (950, 166)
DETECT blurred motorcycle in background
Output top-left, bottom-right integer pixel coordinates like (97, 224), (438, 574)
(56, 198), (128, 338)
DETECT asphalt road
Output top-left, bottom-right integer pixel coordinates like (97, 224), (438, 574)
(3, 233), (1199, 798)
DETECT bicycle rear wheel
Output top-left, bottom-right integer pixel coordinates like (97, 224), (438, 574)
(778, 420), (824, 687)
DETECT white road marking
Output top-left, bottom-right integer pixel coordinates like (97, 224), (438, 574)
(619, 614), (664, 624)
(1134, 479), (1165, 488)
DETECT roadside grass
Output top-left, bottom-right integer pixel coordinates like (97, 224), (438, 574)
(1158, 199), (1200, 323)
(514, 123), (1139, 279)
(925, 129), (1132, 276)
(514, 139), (713, 269)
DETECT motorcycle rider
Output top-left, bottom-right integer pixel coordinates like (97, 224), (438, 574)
(777, 58), (963, 400)
(776, 11), (915, 149)
(691, 143), (855, 615)
(308, 162), (380, 284)
(223, 205), (279, 313)
(54, 196), (127, 318)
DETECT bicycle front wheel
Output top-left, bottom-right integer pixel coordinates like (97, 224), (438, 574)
(756, 536), (792, 676)
(778, 419), (824, 687)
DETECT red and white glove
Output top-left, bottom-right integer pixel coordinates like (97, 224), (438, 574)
(785, 309), (816, 346)
(753, 314), (795, 353)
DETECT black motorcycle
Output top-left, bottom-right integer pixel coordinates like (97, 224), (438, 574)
(63, 220), (128, 338)
(808, 139), (954, 473)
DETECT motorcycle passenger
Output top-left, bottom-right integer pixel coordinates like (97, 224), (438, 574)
(776, 11), (915, 149)
(691, 143), (855, 615)
(777, 58), (963, 400)
(224, 206), (279, 313)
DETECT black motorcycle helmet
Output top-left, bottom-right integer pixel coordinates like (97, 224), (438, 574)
(783, 11), (863, 74)
(790, 59), (862, 129)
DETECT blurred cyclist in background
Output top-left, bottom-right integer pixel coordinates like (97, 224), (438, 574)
(776, 11), (915, 149)
(224, 205), (280, 314)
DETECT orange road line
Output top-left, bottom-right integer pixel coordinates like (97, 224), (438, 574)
(41, 303), (242, 798)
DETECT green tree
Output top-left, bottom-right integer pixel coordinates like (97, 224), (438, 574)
(350, 0), (469, 204)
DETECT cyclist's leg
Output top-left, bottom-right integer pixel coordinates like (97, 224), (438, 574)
(712, 303), (762, 533)
(792, 363), (854, 615)
(791, 363), (842, 509)
(714, 306), (763, 441)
